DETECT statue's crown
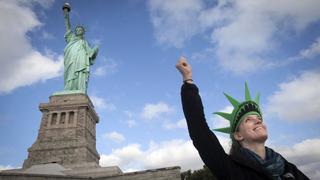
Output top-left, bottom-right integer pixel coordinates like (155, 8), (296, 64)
(75, 25), (86, 32)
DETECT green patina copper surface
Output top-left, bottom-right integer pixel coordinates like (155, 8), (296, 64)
(54, 3), (99, 95)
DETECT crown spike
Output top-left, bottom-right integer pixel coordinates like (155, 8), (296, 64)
(223, 93), (240, 108)
(213, 127), (231, 134)
(255, 93), (260, 104)
(214, 112), (233, 121)
(245, 82), (252, 101)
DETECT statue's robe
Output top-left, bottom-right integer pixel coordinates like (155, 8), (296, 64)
(64, 30), (98, 93)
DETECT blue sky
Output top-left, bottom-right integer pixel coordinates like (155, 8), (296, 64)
(0, 0), (320, 178)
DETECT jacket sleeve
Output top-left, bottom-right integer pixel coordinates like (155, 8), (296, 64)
(181, 83), (235, 179)
(284, 160), (310, 180)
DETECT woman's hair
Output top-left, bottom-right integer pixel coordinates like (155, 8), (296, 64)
(229, 136), (241, 155)
(229, 127), (242, 155)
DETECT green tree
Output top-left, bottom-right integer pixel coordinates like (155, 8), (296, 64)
(181, 166), (218, 180)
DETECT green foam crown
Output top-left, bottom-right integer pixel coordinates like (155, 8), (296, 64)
(213, 82), (262, 134)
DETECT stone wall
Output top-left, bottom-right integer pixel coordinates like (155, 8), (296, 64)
(23, 94), (100, 169)
(99, 167), (181, 180)
(0, 167), (181, 180)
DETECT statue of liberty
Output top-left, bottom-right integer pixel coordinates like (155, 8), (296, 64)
(55, 3), (99, 95)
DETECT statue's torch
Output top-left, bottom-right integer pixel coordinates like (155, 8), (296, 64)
(62, 2), (71, 12)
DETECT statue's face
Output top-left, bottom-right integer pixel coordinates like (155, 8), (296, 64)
(75, 27), (85, 36)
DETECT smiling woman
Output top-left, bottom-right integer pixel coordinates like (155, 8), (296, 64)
(176, 56), (310, 180)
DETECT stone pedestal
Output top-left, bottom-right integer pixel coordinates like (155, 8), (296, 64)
(23, 93), (100, 169)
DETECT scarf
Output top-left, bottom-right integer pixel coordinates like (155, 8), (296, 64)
(241, 147), (285, 180)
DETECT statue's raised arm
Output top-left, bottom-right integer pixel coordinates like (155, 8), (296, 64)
(62, 3), (71, 32)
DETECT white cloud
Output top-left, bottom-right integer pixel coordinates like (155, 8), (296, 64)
(41, 31), (54, 40)
(94, 66), (108, 76)
(267, 71), (320, 121)
(274, 138), (320, 179)
(93, 58), (118, 77)
(100, 144), (144, 170)
(0, 0), (62, 94)
(190, 48), (215, 62)
(148, 0), (320, 74)
(299, 37), (320, 59)
(124, 111), (134, 118)
(126, 119), (137, 128)
(18, 0), (54, 9)
(143, 140), (202, 170)
(102, 131), (125, 144)
(0, 52), (63, 94)
(0, 165), (15, 171)
(214, 0), (320, 73)
(163, 119), (187, 130)
(141, 102), (174, 120)
(90, 95), (116, 111)
(100, 137), (230, 172)
(123, 111), (138, 128)
(148, 0), (204, 48)
(100, 137), (320, 178)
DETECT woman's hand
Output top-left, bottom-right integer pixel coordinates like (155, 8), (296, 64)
(176, 56), (193, 83)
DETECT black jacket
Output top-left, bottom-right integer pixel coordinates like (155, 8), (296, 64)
(181, 83), (309, 180)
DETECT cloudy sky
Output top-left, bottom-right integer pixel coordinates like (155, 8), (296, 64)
(0, 0), (319, 178)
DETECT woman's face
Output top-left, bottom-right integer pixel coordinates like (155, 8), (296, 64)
(234, 114), (268, 144)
